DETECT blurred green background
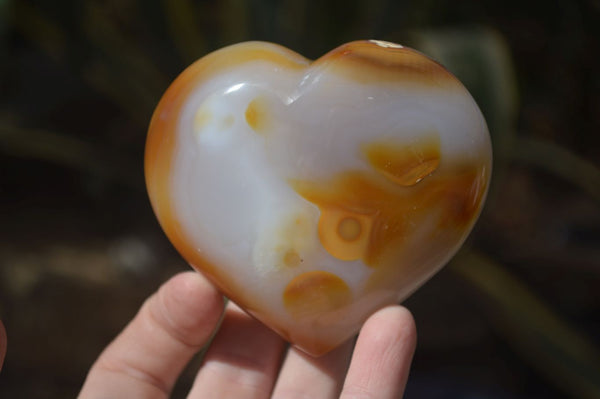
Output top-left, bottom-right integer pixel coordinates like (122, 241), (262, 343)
(1, 0), (599, 397)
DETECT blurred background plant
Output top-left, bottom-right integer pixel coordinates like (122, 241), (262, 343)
(1, 0), (599, 397)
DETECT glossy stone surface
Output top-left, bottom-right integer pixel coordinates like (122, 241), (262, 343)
(145, 40), (492, 356)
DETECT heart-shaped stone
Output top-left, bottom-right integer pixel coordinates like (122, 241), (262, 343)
(145, 40), (491, 356)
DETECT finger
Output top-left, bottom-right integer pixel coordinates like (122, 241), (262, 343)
(271, 340), (353, 398)
(79, 271), (224, 398)
(0, 320), (6, 373)
(189, 303), (286, 399)
(340, 306), (416, 399)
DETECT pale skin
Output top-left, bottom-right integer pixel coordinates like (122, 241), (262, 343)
(70, 271), (415, 398)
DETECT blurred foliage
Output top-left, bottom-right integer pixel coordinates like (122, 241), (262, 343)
(1, 0), (599, 398)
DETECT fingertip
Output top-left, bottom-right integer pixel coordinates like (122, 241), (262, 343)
(188, 301), (286, 398)
(154, 271), (225, 348)
(362, 305), (417, 351)
(341, 305), (417, 399)
(80, 271), (225, 397)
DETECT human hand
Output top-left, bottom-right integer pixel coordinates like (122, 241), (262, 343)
(79, 271), (416, 398)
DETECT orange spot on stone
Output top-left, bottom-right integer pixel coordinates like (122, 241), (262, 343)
(193, 107), (211, 131)
(364, 134), (440, 186)
(283, 250), (302, 267)
(283, 271), (352, 319)
(318, 209), (372, 261)
(290, 152), (488, 269)
(245, 97), (268, 132)
(338, 217), (361, 241)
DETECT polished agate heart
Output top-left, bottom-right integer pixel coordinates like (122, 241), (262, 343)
(145, 40), (491, 356)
